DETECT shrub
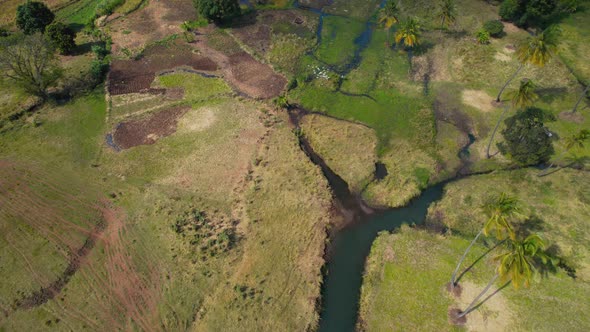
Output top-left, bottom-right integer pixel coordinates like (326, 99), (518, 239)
(46, 22), (76, 55)
(180, 19), (209, 31)
(91, 44), (109, 59)
(193, 0), (241, 23)
(500, 0), (560, 28)
(476, 28), (491, 44)
(0, 28), (9, 38)
(90, 59), (109, 82)
(499, 0), (522, 21)
(483, 20), (504, 37)
(16, 1), (55, 35)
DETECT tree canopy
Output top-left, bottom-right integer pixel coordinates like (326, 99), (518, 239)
(194, 0), (240, 23)
(0, 34), (62, 98)
(46, 22), (76, 55)
(16, 1), (55, 35)
(498, 107), (555, 165)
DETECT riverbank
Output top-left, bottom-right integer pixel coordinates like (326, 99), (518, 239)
(358, 168), (590, 331)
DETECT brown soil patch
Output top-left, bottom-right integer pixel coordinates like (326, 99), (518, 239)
(97, 205), (162, 331)
(462, 90), (496, 112)
(231, 10), (313, 56)
(112, 106), (189, 149)
(228, 52), (287, 98)
(108, 41), (218, 95)
(109, 0), (196, 55)
(193, 27), (287, 99)
(448, 308), (467, 325)
(446, 282), (463, 298)
(559, 111), (585, 123)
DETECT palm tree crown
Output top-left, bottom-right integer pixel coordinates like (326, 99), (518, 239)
(482, 193), (520, 240)
(508, 79), (539, 109)
(378, 0), (399, 30)
(395, 18), (421, 48)
(496, 234), (550, 288)
(517, 26), (561, 67)
(437, 0), (457, 29)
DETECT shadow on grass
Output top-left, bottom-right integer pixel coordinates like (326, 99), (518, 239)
(536, 87), (568, 103)
(455, 240), (505, 285)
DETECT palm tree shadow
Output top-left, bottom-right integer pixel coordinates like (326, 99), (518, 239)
(456, 240), (505, 285)
(467, 280), (512, 314)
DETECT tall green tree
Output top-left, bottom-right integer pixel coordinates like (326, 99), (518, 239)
(46, 22), (76, 55)
(496, 26), (560, 102)
(194, 0), (240, 23)
(539, 129), (590, 175)
(450, 193), (519, 289)
(395, 18), (421, 49)
(16, 1), (55, 35)
(487, 79), (539, 158)
(378, 0), (399, 46)
(457, 233), (551, 319)
(437, 0), (457, 30)
(0, 34), (62, 98)
(498, 107), (555, 165)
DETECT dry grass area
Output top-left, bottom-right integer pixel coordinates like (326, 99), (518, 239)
(300, 113), (377, 192)
(462, 90), (496, 113)
(193, 117), (335, 331)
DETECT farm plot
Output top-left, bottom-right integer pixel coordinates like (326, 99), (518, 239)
(194, 28), (288, 98)
(108, 41), (218, 96)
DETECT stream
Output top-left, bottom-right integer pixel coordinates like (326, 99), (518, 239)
(288, 2), (478, 331)
(288, 106), (478, 332)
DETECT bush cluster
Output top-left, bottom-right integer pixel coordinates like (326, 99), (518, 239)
(173, 208), (237, 261)
(498, 107), (555, 165)
(483, 20), (504, 37)
(46, 22), (76, 55)
(499, 0), (573, 28)
(193, 0), (241, 23)
(96, 0), (125, 16)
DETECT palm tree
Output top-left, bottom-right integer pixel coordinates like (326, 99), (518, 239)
(539, 129), (590, 175)
(395, 18), (421, 49)
(437, 0), (457, 30)
(450, 193), (519, 289)
(487, 79), (539, 158)
(571, 84), (589, 114)
(457, 234), (550, 318)
(496, 26), (560, 103)
(379, 0), (399, 33)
